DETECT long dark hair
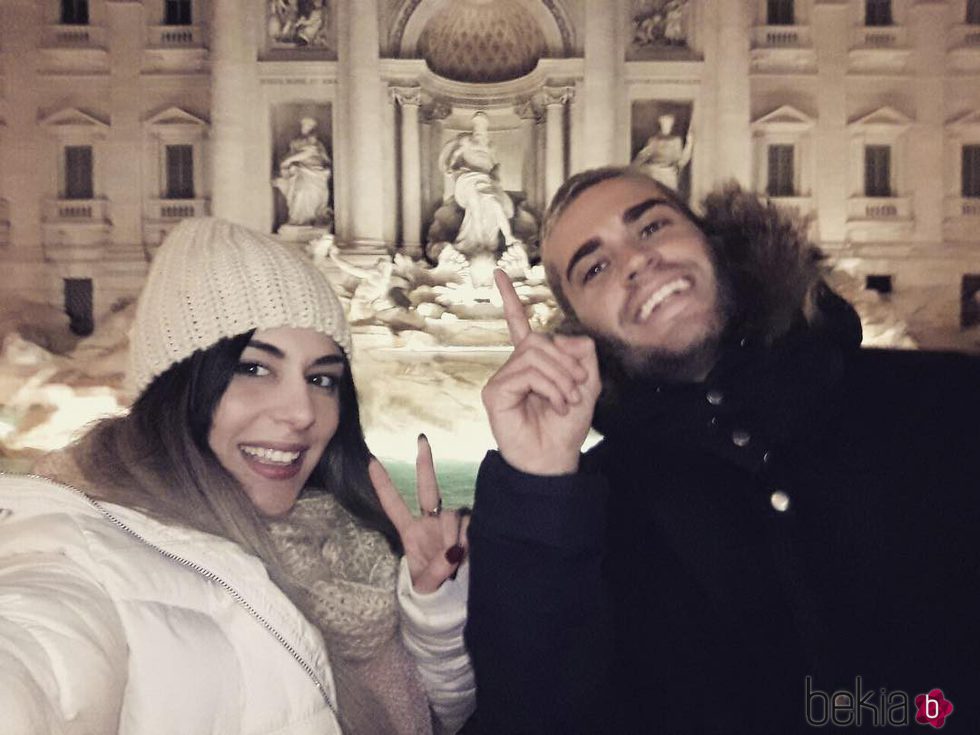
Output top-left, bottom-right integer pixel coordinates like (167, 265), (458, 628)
(70, 330), (401, 563)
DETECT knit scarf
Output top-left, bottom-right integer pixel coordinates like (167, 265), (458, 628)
(267, 493), (432, 734)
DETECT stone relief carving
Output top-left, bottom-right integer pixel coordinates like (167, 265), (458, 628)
(273, 116), (332, 231)
(311, 234), (555, 332)
(268, 0), (331, 48)
(632, 0), (689, 49)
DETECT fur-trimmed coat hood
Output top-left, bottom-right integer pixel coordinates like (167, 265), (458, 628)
(699, 183), (861, 348)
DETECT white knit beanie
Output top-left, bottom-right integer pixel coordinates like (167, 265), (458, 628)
(128, 217), (351, 395)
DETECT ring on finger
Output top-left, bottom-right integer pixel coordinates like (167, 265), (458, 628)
(423, 497), (443, 518)
(445, 507), (471, 565)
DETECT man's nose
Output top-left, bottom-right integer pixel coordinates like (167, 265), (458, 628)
(623, 243), (661, 282)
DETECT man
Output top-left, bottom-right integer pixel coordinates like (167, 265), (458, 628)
(465, 167), (980, 733)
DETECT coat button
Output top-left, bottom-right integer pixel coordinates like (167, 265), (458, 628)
(706, 389), (724, 406)
(0, 508), (11, 521)
(732, 429), (751, 447)
(770, 491), (790, 512)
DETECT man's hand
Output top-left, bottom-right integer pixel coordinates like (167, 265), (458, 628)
(482, 269), (601, 475)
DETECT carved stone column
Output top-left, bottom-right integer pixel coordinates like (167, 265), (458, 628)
(715, 0), (751, 186)
(582, 0), (622, 167)
(543, 87), (573, 204)
(210, 0), (250, 224)
(391, 86), (423, 257)
(516, 99), (543, 209)
(340, 0), (385, 247)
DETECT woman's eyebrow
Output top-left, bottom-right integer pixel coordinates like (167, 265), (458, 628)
(245, 341), (344, 368)
(246, 339), (283, 358)
(312, 355), (345, 368)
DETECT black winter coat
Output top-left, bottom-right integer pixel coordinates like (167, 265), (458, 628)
(465, 189), (980, 734)
(466, 336), (980, 733)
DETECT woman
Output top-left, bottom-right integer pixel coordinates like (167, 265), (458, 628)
(0, 218), (473, 734)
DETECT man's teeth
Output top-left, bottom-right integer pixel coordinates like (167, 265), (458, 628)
(240, 446), (301, 464)
(638, 278), (691, 321)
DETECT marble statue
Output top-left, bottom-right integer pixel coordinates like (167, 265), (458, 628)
(268, 0), (330, 47)
(273, 116), (332, 228)
(632, 113), (693, 192)
(438, 112), (521, 254)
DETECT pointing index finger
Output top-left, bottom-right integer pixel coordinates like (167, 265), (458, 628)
(494, 268), (531, 344)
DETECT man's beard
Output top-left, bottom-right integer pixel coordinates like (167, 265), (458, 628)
(590, 321), (725, 384)
(588, 270), (735, 384)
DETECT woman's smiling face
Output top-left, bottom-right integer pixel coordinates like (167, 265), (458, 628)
(208, 326), (344, 517)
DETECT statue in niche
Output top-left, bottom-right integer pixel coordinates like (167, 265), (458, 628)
(273, 116), (332, 229)
(426, 112), (536, 289)
(268, 0), (329, 48)
(632, 113), (693, 193)
(633, 0), (688, 48)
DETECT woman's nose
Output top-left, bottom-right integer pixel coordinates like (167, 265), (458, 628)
(272, 378), (316, 430)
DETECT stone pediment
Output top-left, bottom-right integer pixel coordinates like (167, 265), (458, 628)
(144, 106), (209, 138)
(848, 106), (913, 132)
(947, 109), (980, 135)
(751, 105), (815, 132)
(39, 107), (110, 138)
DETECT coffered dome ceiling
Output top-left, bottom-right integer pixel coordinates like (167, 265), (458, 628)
(417, 0), (547, 83)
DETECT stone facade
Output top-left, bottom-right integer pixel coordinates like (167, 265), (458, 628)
(0, 0), (978, 349)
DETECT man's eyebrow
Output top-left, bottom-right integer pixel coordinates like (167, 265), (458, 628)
(622, 197), (674, 225)
(565, 237), (601, 283)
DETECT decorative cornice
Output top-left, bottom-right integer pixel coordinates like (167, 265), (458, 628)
(422, 98), (453, 122)
(390, 85), (423, 107)
(541, 85), (574, 106)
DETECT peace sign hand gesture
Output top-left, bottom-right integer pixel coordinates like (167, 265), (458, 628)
(481, 269), (601, 476)
(369, 435), (469, 594)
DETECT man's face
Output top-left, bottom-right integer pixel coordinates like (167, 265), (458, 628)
(544, 176), (726, 381)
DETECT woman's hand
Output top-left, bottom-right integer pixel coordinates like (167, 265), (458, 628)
(369, 435), (469, 594)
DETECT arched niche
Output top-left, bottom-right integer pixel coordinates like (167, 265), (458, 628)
(390, 0), (573, 61)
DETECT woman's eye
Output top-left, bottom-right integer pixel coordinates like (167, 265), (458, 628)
(582, 261), (608, 284)
(234, 362), (269, 377)
(640, 218), (670, 238)
(308, 374), (338, 391)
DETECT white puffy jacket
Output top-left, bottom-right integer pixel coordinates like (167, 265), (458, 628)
(0, 474), (474, 734)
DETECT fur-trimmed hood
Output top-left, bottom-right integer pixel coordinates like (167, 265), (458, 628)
(699, 183), (861, 348)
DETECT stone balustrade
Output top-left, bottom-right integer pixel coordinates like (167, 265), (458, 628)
(847, 196), (911, 221)
(752, 25), (811, 49)
(44, 198), (110, 222)
(145, 198), (210, 221)
(147, 25), (203, 48)
(44, 24), (107, 48)
(853, 25), (907, 49)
